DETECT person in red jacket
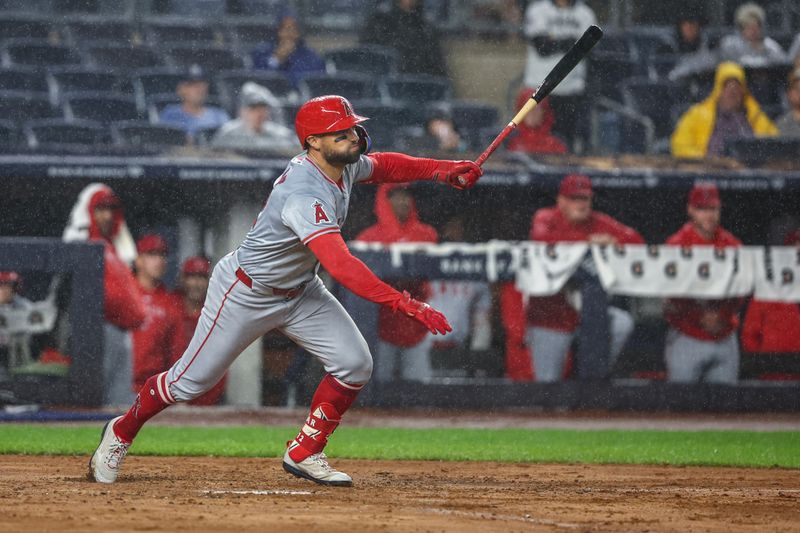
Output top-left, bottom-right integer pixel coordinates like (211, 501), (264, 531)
(664, 182), (743, 384)
(507, 88), (568, 155)
(131, 234), (185, 393)
(172, 256), (226, 405)
(355, 184), (438, 382)
(740, 229), (800, 356)
(63, 183), (146, 406)
(525, 174), (643, 382)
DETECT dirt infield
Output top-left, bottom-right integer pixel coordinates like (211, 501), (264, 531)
(1, 455), (798, 532)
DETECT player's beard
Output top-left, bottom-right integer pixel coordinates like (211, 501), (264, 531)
(323, 145), (360, 166)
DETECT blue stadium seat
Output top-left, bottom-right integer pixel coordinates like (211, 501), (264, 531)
(0, 119), (21, 149)
(49, 67), (128, 102)
(426, 100), (499, 150)
(66, 20), (139, 46)
(298, 73), (379, 101)
(85, 42), (165, 71)
(382, 74), (451, 105)
(0, 66), (49, 92)
(2, 39), (82, 68)
(587, 53), (637, 101)
(133, 67), (189, 102)
(111, 120), (188, 148)
(24, 118), (110, 148)
(0, 90), (59, 123)
(225, 21), (277, 53)
(160, 0), (225, 18)
(0, 16), (57, 40)
(351, 100), (417, 149)
(166, 45), (245, 72)
(324, 46), (399, 76)
(621, 77), (689, 139)
(144, 20), (224, 46)
(64, 92), (141, 124)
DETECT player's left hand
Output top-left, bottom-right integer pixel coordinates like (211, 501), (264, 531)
(391, 291), (452, 335)
(432, 160), (483, 190)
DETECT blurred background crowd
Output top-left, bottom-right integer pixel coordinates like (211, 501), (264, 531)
(2, 0), (800, 408)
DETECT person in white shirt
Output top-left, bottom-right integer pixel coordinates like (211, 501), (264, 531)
(522, 0), (596, 153)
(718, 2), (786, 67)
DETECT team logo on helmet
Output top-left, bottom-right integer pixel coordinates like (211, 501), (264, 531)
(340, 97), (353, 117)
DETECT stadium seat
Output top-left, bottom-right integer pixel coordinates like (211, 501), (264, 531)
(24, 118), (110, 147)
(144, 20), (225, 47)
(350, 100), (417, 149)
(133, 67), (191, 101)
(2, 39), (82, 68)
(298, 73), (379, 101)
(587, 53), (637, 101)
(0, 119), (21, 149)
(228, 0), (285, 17)
(166, 45), (245, 72)
(66, 19), (140, 46)
(621, 77), (688, 139)
(160, 0), (225, 18)
(216, 70), (295, 110)
(225, 21), (277, 53)
(425, 100), (499, 150)
(650, 53), (679, 79)
(85, 42), (165, 71)
(324, 46), (399, 76)
(64, 92), (141, 124)
(111, 120), (188, 148)
(0, 16), (57, 40)
(48, 66), (128, 102)
(0, 90), (59, 123)
(0, 66), (49, 92)
(382, 74), (451, 105)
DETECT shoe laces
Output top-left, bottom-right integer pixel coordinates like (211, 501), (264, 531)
(106, 438), (130, 470)
(308, 452), (334, 472)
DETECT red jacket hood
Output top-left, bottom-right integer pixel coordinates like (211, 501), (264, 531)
(507, 88), (566, 155)
(87, 188), (125, 244)
(356, 183), (438, 243)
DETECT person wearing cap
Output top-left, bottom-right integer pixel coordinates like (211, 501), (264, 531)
(719, 2), (786, 67)
(158, 65), (230, 140)
(211, 82), (296, 152)
(519, 174), (643, 382)
(671, 61), (777, 159)
(131, 234), (185, 393)
(171, 256), (225, 405)
(0, 272), (33, 381)
(63, 183), (145, 406)
(776, 68), (800, 138)
(251, 9), (325, 88)
(663, 183), (743, 384)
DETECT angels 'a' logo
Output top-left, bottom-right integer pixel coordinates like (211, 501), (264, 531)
(341, 98), (353, 117)
(313, 200), (330, 224)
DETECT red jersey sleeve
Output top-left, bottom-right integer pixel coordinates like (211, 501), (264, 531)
(103, 247), (146, 330)
(365, 152), (441, 184)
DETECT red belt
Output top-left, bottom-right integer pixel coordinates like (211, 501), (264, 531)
(235, 268), (305, 299)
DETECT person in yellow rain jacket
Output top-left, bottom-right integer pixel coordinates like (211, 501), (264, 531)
(671, 61), (778, 158)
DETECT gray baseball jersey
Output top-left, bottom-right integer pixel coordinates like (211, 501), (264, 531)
(237, 153), (374, 288)
(162, 152), (377, 403)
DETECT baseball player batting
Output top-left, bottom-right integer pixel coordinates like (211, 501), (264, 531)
(90, 95), (483, 487)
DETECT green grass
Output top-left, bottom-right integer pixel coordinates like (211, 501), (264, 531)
(1, 424), (798, 468)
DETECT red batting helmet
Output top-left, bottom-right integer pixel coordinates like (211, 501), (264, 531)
(294, 95), (370, 151)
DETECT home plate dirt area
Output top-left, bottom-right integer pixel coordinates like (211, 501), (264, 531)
(1, 455), (798, 532)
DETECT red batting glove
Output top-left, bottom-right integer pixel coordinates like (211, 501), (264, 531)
(391, 291), (452, 335)
(432, 160), (483, 190)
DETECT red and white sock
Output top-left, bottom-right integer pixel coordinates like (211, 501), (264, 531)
(287, 374), (363, 463)
(113, 371), (176, 443)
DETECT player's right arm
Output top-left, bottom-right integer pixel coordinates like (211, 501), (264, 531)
(306, 232), (451, 335)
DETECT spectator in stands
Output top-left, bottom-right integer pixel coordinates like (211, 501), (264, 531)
(776, 68), (800, 138)
(664, 183), (743, 384)
(63, 184), (145, 406)
(661, 6), (710, 55)
(211, 82), (296, 152)
(525, 174), (642, 382)
(507, 88), (567, 155)
(131, 234), (184, 393)
(173, 256), (225, 405)
(718, 2), (786, 67)
(425, 216), (492, 378)
(251, 9), (325, 88)
(158, 65), (230, 140)
(406, 109), (467, 154)
(522, 0), (596, 152)
(740, 230), (800, 356)
(355, 184), (438, 382)
(671, 61), (778, 159)
(359, 0), (447, 76)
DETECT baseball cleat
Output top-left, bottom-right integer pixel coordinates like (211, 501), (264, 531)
(282, 448), (353, 487)
(89, 416), (130, 484)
